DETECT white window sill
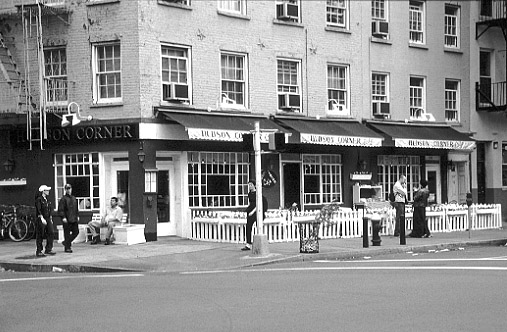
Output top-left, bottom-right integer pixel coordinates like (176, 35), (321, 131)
(90, 102), (123, 108)
(157, 0), (191, 9)
(371, 36), (391, 45)
(444, 47), (463, 54)
(273, 19), (304, 28)
(217, 9), (250, 20)
(325, 26), (351, 34)
(86, 0), (120, 6)
(409, 43), (428, 50)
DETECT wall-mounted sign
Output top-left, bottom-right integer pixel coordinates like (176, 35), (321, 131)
(300, 133), (382, 147)
(395, 138), (475, 150)
(187, 128), (270, 143)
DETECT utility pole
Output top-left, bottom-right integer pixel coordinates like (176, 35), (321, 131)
(252, 121), (269, 256)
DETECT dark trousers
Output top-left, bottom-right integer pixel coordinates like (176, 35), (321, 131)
(35, 218), (54, 253)
(394, 202), (405, 235)
(63, 222), (79, 249)
(246, 215), (256, 245)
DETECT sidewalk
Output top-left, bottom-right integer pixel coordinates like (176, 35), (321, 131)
(1, 227), (506, 273)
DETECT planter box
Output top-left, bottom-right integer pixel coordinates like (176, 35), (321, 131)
(113, 224), (146, 245)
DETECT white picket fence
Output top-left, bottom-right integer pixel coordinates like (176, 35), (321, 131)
(189, 204), (503, 243)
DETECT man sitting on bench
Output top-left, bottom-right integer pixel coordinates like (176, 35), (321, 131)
(87, 197), (123, 245)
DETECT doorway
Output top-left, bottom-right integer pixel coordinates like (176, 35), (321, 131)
(282, 162), (301, 210)
(157, 158), (176, 236)
(425, 163), (441, 204)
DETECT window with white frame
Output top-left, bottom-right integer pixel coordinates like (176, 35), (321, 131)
(444, 4), (459, 48)
(276, 0), (300, 23)
(277, 59), (301, 112)
(54, 153), (100, 211)
(372, 72), (390, 115)
(327, 64), (348, 113)
(371, 0), (386, 20)
(44, 47), (67, 106)
(503, 143), (507, 187)
(93, 43), (121, 103)
(410, 76), (425, 118)
(409, 0), (425, 44)
(377, 155), (421, 202)
(303, 154), (342, 205)
(187, 152), (250, 208)
(221, 52), (247, 107)
(159, 0), (189, 5)
(161, 45), (190, 102)
(218, 0), (245, 14)
(445, 79), (459, 122)
(327, 0), (348, 28)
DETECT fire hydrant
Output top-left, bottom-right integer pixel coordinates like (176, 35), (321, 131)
(371, 212), (382, 246)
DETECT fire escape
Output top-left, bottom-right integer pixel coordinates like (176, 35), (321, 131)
(0, 0), (70, 150)
(476, 0), (507, 113)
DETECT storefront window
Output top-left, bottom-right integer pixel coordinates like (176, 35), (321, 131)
(54, 153), (100, 211)
(377, 155), (420, 201)
(303, 154), (342, 205)
(502, 143), (507, 187)
(187, 152), (250, 208)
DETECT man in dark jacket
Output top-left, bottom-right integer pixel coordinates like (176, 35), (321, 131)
(35, 185), (55, 257)
(242, 180), (268, 251)
(58, 184), (79, 253)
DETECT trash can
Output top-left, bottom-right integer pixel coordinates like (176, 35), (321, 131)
(296, 220), (321, 253)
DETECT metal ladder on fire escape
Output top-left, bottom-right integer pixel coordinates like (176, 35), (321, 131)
(22, 1), (46, 150)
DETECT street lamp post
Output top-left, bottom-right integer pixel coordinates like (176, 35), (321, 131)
(252, 121), (269, 256)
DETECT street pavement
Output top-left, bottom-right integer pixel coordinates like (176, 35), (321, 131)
(1, 225), (506, 273)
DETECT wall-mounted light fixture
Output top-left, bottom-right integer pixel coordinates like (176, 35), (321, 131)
(61, 102), (93, 127)
(493, 141), (499, 149)
(137, 141), (146, 163)
(3, 159), (15, 172)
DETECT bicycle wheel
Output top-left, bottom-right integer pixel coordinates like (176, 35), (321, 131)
(8, 218), (28, 241)
(24, 217), (36, 241)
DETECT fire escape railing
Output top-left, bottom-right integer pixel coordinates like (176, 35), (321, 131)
(476, 81), (507, 112)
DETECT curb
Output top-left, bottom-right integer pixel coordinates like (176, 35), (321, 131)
(0, 262), (142, 273)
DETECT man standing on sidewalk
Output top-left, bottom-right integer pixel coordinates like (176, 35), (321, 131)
(35, 185), (56, 257)
(393, 174), (407, 237)
(58, 184), (79, 253)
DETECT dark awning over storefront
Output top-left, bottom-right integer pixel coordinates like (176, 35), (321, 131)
(274, 117), (383, 147)
(368, 122), (475, 151)
(156, 110), (286, 142)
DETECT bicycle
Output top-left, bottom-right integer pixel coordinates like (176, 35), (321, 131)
(0, 205), (28, 242)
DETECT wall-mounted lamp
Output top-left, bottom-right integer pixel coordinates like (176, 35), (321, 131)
(137, 141), (146, 163)
(3, 159), (15, 172)
(493, 141), (499, 149)
(61, 102), (93, 127)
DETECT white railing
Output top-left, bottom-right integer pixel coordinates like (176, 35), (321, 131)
(189, 204), (503, 243)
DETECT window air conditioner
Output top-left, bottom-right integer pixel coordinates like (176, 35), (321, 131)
(276, 2), (299, 20)
(219, 93), (246, 111)
(372, 102), (390, 116)
(163, 83), (189, 101)
(279, 93), (301, 110)
(372, 20), (389, 37)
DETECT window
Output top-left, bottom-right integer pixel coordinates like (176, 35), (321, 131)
(221, 52), (247, 107)
(303, 155), (342, 205)
(277, 59), (301, 112)
(218, 0), (245, 14)
(444, 4), (459, 48)
(372, 72), (390, 116)
(44, 47), (67, 106)
(54, 153), (100, 211)
(445, 80), (459, 122)
(161, 45), (190, 102)
(371, 0), (388, 38)
(187, 152), (250, 208)
(327, 64), (348, 114)
(276, 0), (300, 23)
(327, 0), (348, 28)
(409, 0), (425, 44)
(93, 43), (121, 103)
(377, 155), (421, 202)
(503, 143), (507, 187)
(410, 76), (425, 118)
(479, 50), (491, 105)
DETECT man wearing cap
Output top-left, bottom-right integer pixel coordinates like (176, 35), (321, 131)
(87, 197), (123, 245)
(58, 184), (79, 253)
(35, 185), (56, 257)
